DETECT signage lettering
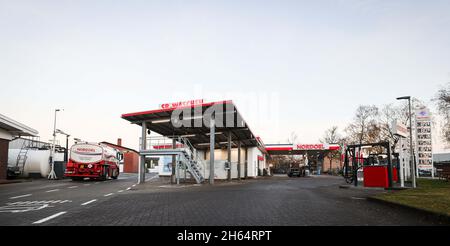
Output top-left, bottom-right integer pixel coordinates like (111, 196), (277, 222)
(160, 99), (204, 109)
(295, 144), (324, 150)
(75, 148), (97, 152)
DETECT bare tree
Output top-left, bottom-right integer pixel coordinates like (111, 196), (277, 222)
(378, 104), (406, 150)
(270, 155), (290, 173)
(378, 98), (423, 149)
(434, 82), (450, 144)
(320, 126), (341, 144)
(320, 126), (343, 173)
(345, 105), (379, 145)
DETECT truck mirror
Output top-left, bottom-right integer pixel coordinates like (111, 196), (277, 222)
(117, 152), (124, 161)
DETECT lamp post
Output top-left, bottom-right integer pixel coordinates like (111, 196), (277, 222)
(48, 109), (62, 180)
(396, 96), (416, 188)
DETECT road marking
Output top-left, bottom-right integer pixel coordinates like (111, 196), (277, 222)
(68, 186), (78, 189)
(94, 182), (99, 184)
(9, 194), (32, 199)
(104, 193), (114, 197)
(45, 189), (60, 193)
(8, 200), (71, 205)
(0, 203), (50, 213)
(117, 190), (124, 193)
(32, 211), (67, 224)
(1, 200), (71, 213)
(126, 187), (131, 190)
(351, 197), (367, 200)
(83, 184), (91, 186)
(132, 184), (136, 187)
(81, 199), (97, 206)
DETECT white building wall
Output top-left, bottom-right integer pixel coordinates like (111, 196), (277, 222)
(246, 147), (267, 177)
(199, 147), (261, 179)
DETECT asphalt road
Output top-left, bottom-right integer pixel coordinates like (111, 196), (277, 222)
(0, 173), (151, 225)
(0, 174), (446, 226)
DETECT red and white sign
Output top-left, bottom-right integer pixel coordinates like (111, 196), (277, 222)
(391, 120), (408, 138)
(266, 144), (340, 151)
(160, 99), (204, 110)
(415, 106), (431, 120)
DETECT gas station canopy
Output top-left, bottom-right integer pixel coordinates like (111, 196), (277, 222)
(121, 100), (266, 151)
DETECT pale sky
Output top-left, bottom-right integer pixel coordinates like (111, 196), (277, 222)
(1, 0), (449, 152)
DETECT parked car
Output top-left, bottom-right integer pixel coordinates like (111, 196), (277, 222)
(288, 168), (302, 177)
(418, 169), (432, 176)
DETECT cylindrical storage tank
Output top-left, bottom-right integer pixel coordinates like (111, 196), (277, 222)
(8, 149), (51, 178)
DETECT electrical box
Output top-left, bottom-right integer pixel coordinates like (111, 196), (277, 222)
(224, 161), (230, 170)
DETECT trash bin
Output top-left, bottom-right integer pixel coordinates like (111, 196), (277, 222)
(54, 161), (66, 179)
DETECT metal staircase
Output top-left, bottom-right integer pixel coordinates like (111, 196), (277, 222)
(140, 136), (205, 184)
(177, 137), (205, 184)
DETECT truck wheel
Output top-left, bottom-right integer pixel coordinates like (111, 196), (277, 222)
(101, 166), (109, 181)
(111, 169), (119, 179)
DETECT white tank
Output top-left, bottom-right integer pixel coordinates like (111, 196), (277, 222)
(8, 149), (65, 178)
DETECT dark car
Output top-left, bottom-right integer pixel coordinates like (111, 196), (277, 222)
(287, 168), (301, 177)
(418, 169), (432, 176)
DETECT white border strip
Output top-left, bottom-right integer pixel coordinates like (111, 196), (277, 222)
(32, 211), (67, 224)
(10, 194), (32, 199)
(81, 199), (97, 206)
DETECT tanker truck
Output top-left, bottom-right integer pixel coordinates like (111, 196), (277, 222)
(65, 142), (122, 181)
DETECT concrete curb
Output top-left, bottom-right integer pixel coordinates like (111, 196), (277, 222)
(339, 184), (385, 191)
(0, 179), (32, 185)
(367, 196), (450, 224)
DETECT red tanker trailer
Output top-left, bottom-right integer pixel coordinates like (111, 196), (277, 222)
(65, 142), (122, 181)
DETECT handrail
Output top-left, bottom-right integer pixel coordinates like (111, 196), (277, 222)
(178, 136), (206, 182)
(178, 136), (195, 157)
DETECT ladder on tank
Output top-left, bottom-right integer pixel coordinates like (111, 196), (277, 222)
(15, 139), (32, 176)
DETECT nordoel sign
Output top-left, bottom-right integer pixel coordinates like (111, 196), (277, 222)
(295, 144), (325, 150)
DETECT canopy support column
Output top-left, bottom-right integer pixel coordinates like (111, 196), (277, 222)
(138, 121), (147, 184)
(171, 138), (176, 184)
(237, 141), (241, 180)
(209, 116), (215, 184)
(227, 131), (232, 181)
(244, 147), (248, 179)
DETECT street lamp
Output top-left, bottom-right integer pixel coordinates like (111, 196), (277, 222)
(396, 96), (416, 188)
(48, 109), (63, 180)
